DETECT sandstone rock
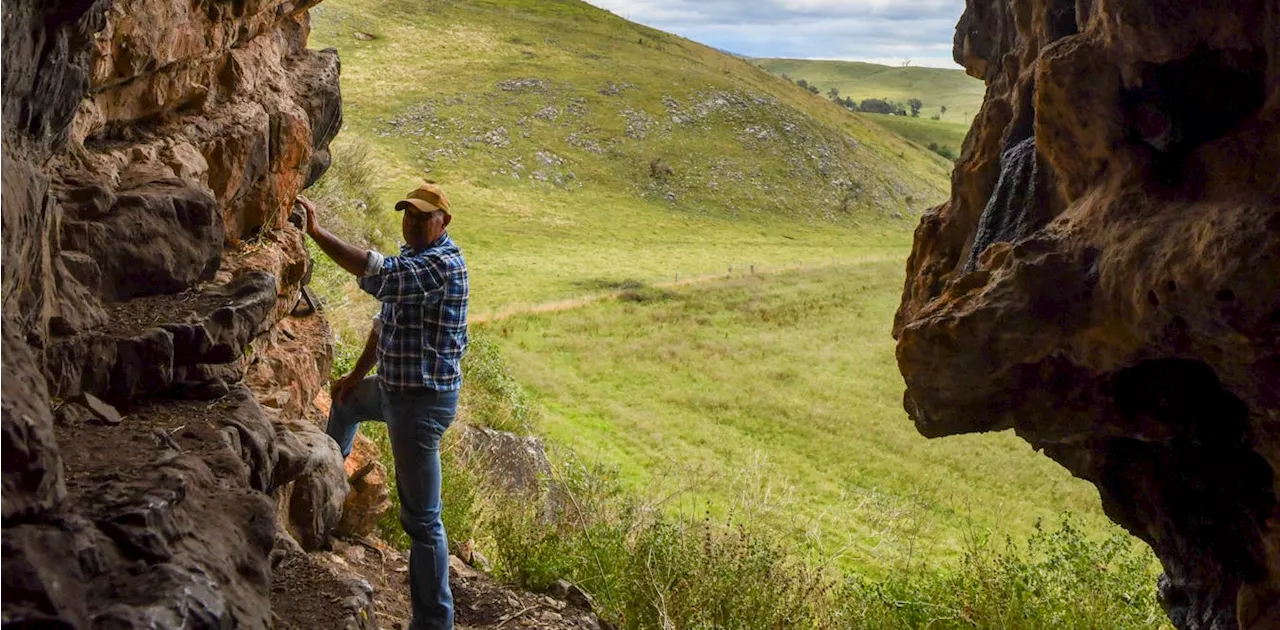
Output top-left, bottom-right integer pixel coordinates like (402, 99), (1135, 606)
(548, 579), (595, 613)
(77, 393), (122, 426)
(2, 0), (345, 623)
(2, 326), (67, 522)
(338, 433), (394, 538)
(106, 327), (175, 405)
(59, 177), (223, 301)
(896, 2), (1280, 628)
(278, 418), (348, 551)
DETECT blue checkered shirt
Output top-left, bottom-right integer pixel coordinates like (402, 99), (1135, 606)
(359, 233), (469, 391)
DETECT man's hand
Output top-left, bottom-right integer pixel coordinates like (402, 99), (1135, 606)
(296, 194), (319, 236)
(331, 372), (362, 404)
(298, 194), (368, 276)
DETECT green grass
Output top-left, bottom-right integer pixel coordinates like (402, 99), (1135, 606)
(754, 58), (986, 124)
(307, 0), (953, 315)
(486, 262), (1118, 570)
(300, 2), (1171, 625)
(863, 114), (969, 161)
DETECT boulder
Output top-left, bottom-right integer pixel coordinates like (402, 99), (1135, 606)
(277, 419), (348, 551)
(337, 433), (393, 538)
(895, 1), (1280, 628)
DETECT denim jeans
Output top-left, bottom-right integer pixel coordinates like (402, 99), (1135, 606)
(326, 376), (458, 630)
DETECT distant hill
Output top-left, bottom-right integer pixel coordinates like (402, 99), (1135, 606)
(753, 58), (985, 124)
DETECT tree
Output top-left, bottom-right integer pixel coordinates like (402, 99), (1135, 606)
(908, 98), (923, 117)
(796, 78), (810, 90)
(807, 84), (820, 95)
(940, 105), (948, 115)
(842, 96), (858, 111)
(858, 98), (897, 115)
(828, 87), (840, 101)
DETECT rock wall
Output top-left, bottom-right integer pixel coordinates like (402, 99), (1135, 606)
(0, 0), (375, 625)
(895, 1), (1279, 628)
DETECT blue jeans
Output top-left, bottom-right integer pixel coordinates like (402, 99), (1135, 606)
(327, 376), (458, 630)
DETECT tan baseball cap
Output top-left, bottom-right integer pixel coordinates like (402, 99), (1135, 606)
(395, 182), (451, 214)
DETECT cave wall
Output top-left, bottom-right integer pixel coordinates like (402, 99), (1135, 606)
(894, 1), (1280, 628)
(0, 0), (373, 625)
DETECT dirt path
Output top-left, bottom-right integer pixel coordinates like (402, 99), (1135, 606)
(471, 255), (896, 324)
(323, 539), (604, 630)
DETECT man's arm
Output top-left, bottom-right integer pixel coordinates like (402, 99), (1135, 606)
(332, 319), (381, 403)
(297, 195), (369, 276)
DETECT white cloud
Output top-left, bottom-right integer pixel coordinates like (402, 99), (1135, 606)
(584, 0), (966, 67)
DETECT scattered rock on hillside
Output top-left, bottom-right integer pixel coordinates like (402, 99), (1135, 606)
(496, 78), (550, 93)
(598, 81), (637, 97)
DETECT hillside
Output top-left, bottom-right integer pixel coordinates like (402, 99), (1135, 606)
(754, 57), (986, 123)
(307, 0), (952, 323)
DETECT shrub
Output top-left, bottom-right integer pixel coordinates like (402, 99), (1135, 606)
(929, 144), (958, 161)
(461, 332), (540, 434)
(840, 517), (1166, 629)
(908, 98), (923, 117)
(483, 459), (1168, 630)
(859, 98), (899, 115)
(648, 157), (674, 180)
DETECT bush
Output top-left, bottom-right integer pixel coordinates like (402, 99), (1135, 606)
(483, 458), (1168, 630)
(460, 332), (540, 434)
(908, 98), (923, 117)
(929, 143), (958, 161)
(840, 517), (1166, 629)
(859, 98), (902, 115)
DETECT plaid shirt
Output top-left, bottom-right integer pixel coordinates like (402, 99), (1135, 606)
(359, 233), (469, 391)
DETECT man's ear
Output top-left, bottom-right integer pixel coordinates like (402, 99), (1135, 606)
(441, 212), (453, 228)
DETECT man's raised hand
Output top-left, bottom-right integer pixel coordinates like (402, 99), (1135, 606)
(296, 194), (319, 236)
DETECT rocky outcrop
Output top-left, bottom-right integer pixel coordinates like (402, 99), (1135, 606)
(1, 0), (362, 625)
(896, 1), (1280, 629)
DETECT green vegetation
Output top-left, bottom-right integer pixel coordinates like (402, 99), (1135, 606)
(864, 114), (970, 162)
(755, 58), (985, 124)
(301, 1), (1171, 627)
(308, 0), (953, 316)
(489, 263), (1116, 568)
(485, 467), (1165, 629)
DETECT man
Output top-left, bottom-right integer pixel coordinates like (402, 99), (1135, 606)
(297, 182), (468, 630)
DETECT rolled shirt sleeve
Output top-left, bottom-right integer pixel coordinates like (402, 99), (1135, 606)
(358, 249), (447, 304)
(363, 250), (385, 278)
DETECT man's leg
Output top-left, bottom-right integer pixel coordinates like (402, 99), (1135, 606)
(325, 376), (383, 458)
(385, 388), (459, 630)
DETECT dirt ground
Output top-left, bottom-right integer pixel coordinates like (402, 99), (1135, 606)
(318, 538), (607, 630)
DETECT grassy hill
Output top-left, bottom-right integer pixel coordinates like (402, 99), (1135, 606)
(754, 58), (986, 124)
(869, 114), (970, 160)
(308, 0), (952, 323)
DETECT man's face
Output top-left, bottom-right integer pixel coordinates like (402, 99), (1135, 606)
(403, 209), (450, 249)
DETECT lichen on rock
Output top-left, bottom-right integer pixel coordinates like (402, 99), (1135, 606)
(896, 1), (1280, 628)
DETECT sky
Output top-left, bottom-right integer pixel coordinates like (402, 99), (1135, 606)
(583, 0), (966, 68)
